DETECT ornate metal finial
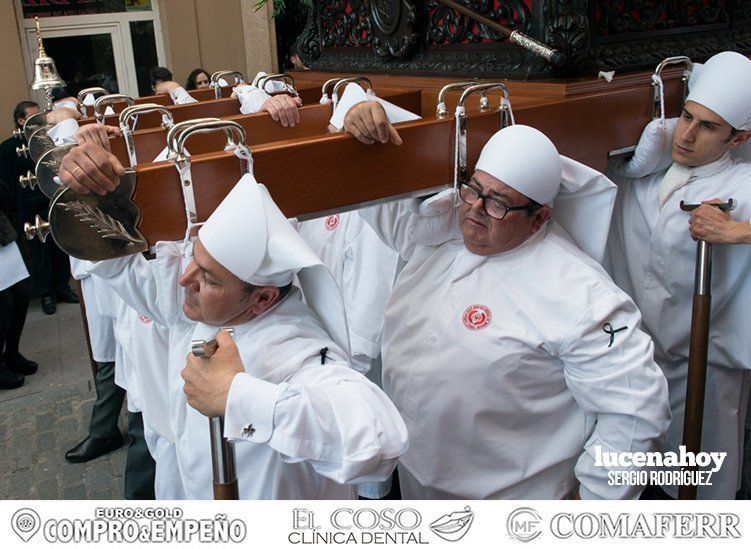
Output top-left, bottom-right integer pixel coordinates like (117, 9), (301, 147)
(35, 17), (46, 57)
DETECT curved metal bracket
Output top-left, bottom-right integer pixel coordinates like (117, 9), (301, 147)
(165, 118), (221, 160)
(436, 81), (478, 118)
(320, 77), (346, 104)
(175, 120), (246, 163)
(173, 120), (248, 226)
(257, 73), (297, 96)
(332, 77), (374, 109)
(211, 70), (245, 99)
(652, 56), (693, 120)
(119, 103), (174, 166)
(454, 82), (513, 188)
(76, 87), (109, 117)
(94, 94), (134, 124)
(77, 87), (109, 103)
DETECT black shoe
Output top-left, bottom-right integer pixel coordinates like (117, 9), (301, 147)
(55, 287), (80, 304)
(65, 433), (124, 463)
(41, 295), (56, 315)
(4, 353), (38, 376)
(0, 363), (24, 390)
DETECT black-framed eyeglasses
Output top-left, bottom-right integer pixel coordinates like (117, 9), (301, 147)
(458, 182), (540, 220)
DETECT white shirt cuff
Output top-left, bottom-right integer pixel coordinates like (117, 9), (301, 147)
(170, 86), (198, 105)
(237, 87), (272, 114)
(329, 96), (368, 131)
(577, 484), (605, 500)
(224, 373), (287, 443)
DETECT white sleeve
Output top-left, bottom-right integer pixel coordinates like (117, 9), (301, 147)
(342, 222), (399, 364)
(87, 249), (179, 327)
(169, 86), (199, 105)
(233, 84), (272, 114)
(559, 283), (671, 500)
(224, 356), (409, 485)
(358, 199), (420, 262)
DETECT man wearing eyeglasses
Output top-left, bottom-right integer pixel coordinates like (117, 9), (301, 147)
(342, 104), (670, 500)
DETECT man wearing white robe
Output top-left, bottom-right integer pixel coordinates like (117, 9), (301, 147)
(58, 146), (409, 499)
(341, 104), (671, 499)
(607, 51), (751, 499)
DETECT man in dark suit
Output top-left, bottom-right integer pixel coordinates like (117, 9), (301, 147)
(0, 101), (79, 314)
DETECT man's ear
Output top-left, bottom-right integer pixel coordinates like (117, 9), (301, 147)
(729, 130), (751, 149)
(531, 206), (552, 233)
(249, 286), (281, 316)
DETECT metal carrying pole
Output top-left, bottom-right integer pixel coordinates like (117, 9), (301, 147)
(190, 327), (239, 500)
(677, 199), (735, 500)
(435, 0), (565, 66)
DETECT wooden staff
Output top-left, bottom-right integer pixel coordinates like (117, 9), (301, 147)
(677, 199), (735, 500)
(191, 329), (239, 500)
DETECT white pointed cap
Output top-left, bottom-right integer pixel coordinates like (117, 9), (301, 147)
(198, 173), (350, 354)
(686, 51), (751, 130)
(474, 125), (616, 263)
(475, 125), (562, 205)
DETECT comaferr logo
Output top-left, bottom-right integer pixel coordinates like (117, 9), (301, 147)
(462, 305), (492, 330)
(325, 215), (340, 231)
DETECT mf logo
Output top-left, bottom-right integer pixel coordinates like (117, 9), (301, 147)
(506, 507), (542, 542)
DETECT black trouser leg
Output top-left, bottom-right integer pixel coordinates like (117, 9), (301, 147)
(50, 241), (72, 295)
(88, 360), (126, 439)
(28, 236), (52, 297)
(1, 278), (30, 358)
(124, 411), (156, 500)
(0, 286), (12, 356)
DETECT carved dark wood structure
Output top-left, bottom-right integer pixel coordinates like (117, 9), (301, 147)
(297, 0), (751, 77)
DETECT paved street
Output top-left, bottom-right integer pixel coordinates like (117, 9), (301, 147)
(0, 300), (127, 499)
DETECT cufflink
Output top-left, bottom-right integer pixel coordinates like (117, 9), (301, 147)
(242, 424), (255, 438)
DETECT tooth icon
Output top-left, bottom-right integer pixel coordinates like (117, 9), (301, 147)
(12, 508), (41, 542)
(429, 506), (475, 542)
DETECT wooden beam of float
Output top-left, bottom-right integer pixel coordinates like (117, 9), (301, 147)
(79, 85), (322, 129)
(36, 73), (685, 260)
(43, 110), (492, 258)
(109, 90), (423, 165)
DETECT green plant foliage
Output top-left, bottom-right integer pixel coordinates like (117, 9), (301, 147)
(253, 0), (312, 18)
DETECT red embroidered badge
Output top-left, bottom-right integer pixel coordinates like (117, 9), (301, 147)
(462, 305), (492, 331)
(138, 314), (153, 324)
(325, 215), (340, 231)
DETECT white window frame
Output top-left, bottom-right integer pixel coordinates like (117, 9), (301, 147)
(15, 0), (166, 100)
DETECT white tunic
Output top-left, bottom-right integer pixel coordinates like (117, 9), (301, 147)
(298, 212), (400, 498)
(0, 242), (28, 292)
(70, 259), (116, 363)
(607, 153), (751, 498)
(90, 242), (408, 499)
(111, 292), (183, 499)
(298, 212), (399, 373)
(361, 199), (670, 499)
